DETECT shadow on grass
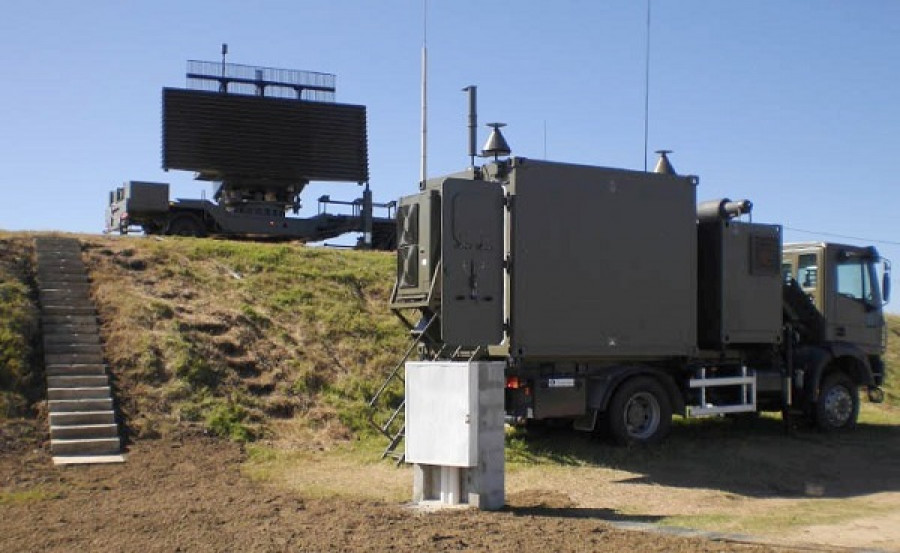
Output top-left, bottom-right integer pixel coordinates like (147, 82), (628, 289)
(507, 505), (665, 523)
(507, 416), (900, 499)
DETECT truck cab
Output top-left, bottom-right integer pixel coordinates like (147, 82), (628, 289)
(783, 242), (890, 355)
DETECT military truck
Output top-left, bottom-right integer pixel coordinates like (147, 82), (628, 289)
(388, 150), (891, 445)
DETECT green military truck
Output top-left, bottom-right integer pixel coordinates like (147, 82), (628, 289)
(388, 154), (891, 444)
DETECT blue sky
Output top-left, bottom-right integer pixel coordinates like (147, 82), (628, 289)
(1, 1), (898, 309)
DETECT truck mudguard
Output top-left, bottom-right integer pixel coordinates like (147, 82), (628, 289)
(586, 366), (686, 416)
(797, 344), (875, 404)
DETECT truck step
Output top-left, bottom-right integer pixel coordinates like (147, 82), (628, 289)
(686, 367), (757, 417)
(49, 410), (116, 426)
(48, 387), (111, 400)
(46, 364), (107, 377)
(48, 398), (113, 412)
(51, 437), (120, 456)
(50, 424), (119, 440)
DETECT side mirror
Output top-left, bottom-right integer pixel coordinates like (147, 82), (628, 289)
(883, 273), (891, 304)
(883, 259), (892, 304)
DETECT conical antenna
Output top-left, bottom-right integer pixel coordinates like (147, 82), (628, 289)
(481, 122), (511, 161)
(653, 149), (676, 175)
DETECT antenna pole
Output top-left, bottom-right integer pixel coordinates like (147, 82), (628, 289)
(420, 0), (428, 185)
(543, 120), (548, 159)
(220, 43), (228, 93)
(643, 0), (651, 171)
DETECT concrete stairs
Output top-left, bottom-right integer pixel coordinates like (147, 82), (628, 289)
(34, 237), (124, 465)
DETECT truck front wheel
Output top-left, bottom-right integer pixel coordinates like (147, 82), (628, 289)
(815, 372), (859, 431)
(607, 376), (672, 446)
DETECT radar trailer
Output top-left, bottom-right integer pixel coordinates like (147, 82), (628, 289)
(105, 59), (396, 249)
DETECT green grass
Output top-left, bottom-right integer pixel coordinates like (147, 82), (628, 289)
(0, 487), (62, 505)
(82, 236), (408, 442)
(0, 236), (39, 419)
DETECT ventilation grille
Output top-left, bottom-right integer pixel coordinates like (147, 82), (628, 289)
(397, 204), (420, 288)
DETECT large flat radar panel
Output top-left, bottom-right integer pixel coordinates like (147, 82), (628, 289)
(162, 88), (369, 183)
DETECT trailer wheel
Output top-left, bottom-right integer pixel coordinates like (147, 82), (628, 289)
(607, 376), (672, 446)
(815, 372), (858, 432)
(167, 214), (206, 237)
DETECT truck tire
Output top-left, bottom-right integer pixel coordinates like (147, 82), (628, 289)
(815, 372), (859, 431)
(167, 214), (206, 237)
(607, 376), (672, 446)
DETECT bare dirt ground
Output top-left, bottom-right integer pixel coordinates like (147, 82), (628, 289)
(0, 425), (791, 553)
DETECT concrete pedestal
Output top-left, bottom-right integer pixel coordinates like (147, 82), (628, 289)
(406, 361), (505, 511)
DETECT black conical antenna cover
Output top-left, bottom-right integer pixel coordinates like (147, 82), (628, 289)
(654, 149), (676, 175)
(481, 122), (511, 159)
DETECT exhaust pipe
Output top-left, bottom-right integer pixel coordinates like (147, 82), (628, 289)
(462, 85), (477, 167)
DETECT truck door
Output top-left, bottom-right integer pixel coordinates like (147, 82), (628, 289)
(828, 247), (884, 350)
(440, 179), (505, 347)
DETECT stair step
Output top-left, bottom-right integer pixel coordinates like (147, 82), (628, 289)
(42, 323), (101, 336)
(39, 283), (92, 291)
(44, 343), (103, 355)
(50, 410), (116, 426)
(50, 424), (119, 440)
(48, 398), (113, 412)
(42, 315), (98, 325)
(42, 306), (97, 316)
(44, 333), (101, 345)
(46, 352), (104, 365)
(40, 292), (92, 302)
(36, 268), (86, 276)
(48, 387), (111, 400)
(36, 260), (84, 268)
(48, 375), (109, 388)
(38, 275), (90, 285)
(51, 437), (120, 456)
(46, 364), (107, 377)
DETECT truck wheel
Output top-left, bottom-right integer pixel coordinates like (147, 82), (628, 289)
(167, 214), (206, 237)
(607, 376), (672, 446)
(815, 372), (859, 431)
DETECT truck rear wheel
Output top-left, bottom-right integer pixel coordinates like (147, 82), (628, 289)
(167, 214), (206, 237)
(815, 372), (859, 431)
(607, 376), (672, 446)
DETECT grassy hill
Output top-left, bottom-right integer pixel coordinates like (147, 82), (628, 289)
(0, 232), (410, 447)
(1, 231), (899, 446)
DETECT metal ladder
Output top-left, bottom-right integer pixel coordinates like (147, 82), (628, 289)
(367, 313), (440, 463)
(368, 313), (482, 463)
(686, 365), (757, 417)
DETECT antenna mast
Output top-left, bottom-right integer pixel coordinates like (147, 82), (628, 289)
(420, 0), (428, 185)
(643, 0), (652, 171)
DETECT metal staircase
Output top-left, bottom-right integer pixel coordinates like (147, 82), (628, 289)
(368, 311), (485, 463)
(367, 313), (438, 464)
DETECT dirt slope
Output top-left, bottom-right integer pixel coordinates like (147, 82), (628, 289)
(0, 431), (780, 553)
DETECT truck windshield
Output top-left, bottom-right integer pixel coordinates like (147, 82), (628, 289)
(836, 258), (878, 304)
